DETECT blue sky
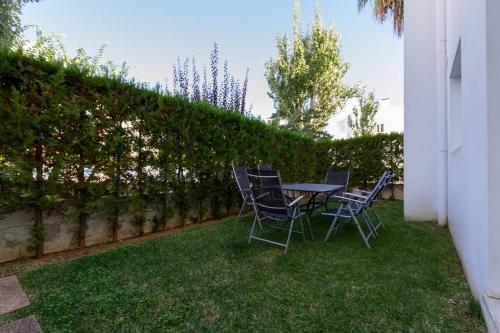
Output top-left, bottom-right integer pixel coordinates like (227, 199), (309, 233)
(21, 0), (403, 120)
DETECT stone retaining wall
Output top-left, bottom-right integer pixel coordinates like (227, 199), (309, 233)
(0, 185), (403, 263)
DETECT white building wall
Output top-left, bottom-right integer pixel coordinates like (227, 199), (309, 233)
(406, 0), (500, 309)
(328, 98), (403, 139)
(486, 0), (500, 300)
(404, 0), (438, 221)
(444, 0), (489, 298)
(328, 99), (357, 139)
(376, 99), (404, 134)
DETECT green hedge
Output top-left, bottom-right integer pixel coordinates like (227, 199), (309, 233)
(0, 51), (403, 256)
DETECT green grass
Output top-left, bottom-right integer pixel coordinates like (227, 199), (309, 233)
(0, 201), (485, 332)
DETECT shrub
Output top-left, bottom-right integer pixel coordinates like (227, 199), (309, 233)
(0, 51), (403, 255)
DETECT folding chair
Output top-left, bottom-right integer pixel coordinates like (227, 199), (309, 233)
(321, 170), (350, 208)
(323, 172), (390, 249)
(349, 171), (394, 233)
(257, 164), (274, 190)
(325, 170), (350, 189)
(247, 169), (306, 253)
(257, 164), (272, 171)
(232, 165), (254, 223)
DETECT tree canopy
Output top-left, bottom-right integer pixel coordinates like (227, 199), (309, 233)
(347, 89), (380, 137)
(265, 1), (355, 138)
(0, 0), (40, 49)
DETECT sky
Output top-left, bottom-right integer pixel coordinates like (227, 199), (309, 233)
(21, 0), (403, 121)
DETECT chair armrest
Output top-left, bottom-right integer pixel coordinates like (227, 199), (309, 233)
(287, 195), (304, 207)
(240, 188), (252, 196)
(353, 189), (371, 195)
(256, 192), (270, 200)
(343, 192), (368, 199)
(333, 195), (366, 204)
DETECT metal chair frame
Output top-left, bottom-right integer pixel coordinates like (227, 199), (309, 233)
(323, 171), (392, 249)
(232, 165), (254, 223)
(347, 171), (394, 232)
(247, 169), (307, 254)
(322, 170), (350, 208)
(257, 164), (272, 171)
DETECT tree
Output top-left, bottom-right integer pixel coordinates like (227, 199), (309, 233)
(0, 0), (40, 49)
(357, 0), (404, 37)
(265, 1), (354, 138)
(24, 28), (129, 78)
(347, 89), (380, 137)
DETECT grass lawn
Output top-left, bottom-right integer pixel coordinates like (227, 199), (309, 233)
(0, 201), (485, 332)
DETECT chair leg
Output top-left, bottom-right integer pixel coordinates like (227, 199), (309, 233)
(371, 207), (385, 230)
(249, 204), (263, 230)
(325, 208), (342, 242)
(298, 215), (305, 241)
(236, 197), (248, 223)
(284, 218), (295, 254)
(248, 214), (259, 244)
(362, 210), (378, 237)
(333, 217), (344, 234)
(349, 207), (371, 249)
(305, 213), (314, 240)
(334, 217), (346, 234)
(256, 213), (263, 230)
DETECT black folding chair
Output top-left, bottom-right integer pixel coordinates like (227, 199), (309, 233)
(247, 169), (306, 253)
(349, 171), (394, 233)
(325, 170), (350, 189)
(232, 165), (254, 223)
(323, 172), (390, 249)
(321, 170), (350, 208)
(257, 164), (272, 171)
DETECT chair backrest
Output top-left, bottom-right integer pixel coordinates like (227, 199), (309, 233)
(365, 171), (391, 204)
(247, 169), (290, 218)
(325, 170), (350, 190)
(257, 164), (272, 171)
(385, 170), (395, 182)
(232, 165), (251, 200)
(373, 170), (394, 202)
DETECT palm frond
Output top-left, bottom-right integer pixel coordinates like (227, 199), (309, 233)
(357, 0), (404, 37)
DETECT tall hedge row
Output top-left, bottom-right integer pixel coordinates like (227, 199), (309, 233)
(0, 52), (403, 256)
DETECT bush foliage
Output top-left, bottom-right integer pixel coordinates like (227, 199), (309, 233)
(0, 51), (403, 256)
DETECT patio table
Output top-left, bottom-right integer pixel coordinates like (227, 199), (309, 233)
(282, 183), (343, 239)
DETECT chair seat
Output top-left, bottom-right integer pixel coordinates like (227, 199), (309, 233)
(262, 209), (305, 220)
(322, 203), (363, 218)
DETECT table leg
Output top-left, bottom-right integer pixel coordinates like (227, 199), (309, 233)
(303, 192), (323, 240)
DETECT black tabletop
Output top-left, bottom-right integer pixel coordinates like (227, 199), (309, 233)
(282, 183), (343, 193)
